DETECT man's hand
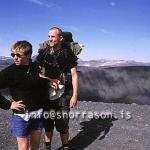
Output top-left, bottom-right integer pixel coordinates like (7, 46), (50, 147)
(49, 79), (60, 90)
(70, 96), (77, 108)
(39, 73), (60, 90)
(10, 101), (25, 111)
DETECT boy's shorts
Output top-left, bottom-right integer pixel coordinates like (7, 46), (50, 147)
(11, 114), (43, 137)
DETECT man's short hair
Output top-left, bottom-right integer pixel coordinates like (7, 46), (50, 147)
(49, 27), (63, 36)
(11, 40), (32, 55)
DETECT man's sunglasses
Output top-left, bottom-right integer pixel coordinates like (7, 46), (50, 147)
(11, 53), (24, 58)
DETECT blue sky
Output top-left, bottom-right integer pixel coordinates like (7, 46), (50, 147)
(0, 0), (150, 62)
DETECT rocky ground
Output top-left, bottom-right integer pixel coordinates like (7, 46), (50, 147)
(0, 101), (150, 150)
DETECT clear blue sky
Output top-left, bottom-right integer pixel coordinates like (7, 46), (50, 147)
(0, 0), (150, 62)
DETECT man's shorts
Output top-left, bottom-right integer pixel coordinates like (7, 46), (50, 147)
(11, 114), (43, 137)
(43, 106), (70, 134)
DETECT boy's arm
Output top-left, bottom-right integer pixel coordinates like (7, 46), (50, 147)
(0, 94), (11, 110)
(0, 94), (25, 110)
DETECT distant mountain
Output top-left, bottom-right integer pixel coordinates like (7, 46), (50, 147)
(0, 56), (12, 61)
(1, 56), (150, 105)
(0, 56), (13, 69)
(0, 56), (150, 68)
(78, 59), (150, 67)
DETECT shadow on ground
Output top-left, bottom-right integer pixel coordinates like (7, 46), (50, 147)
(57, 117), (117, 150)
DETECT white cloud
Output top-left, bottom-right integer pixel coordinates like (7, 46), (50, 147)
(110, 2), (116, 7)
(99, 28), (112, 34)
(62, 25), (80, 32)
(25, 0), (59, 9)
(28, 0), (43, 5)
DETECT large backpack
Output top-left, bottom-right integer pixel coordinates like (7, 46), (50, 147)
(38, 32), (84, 55)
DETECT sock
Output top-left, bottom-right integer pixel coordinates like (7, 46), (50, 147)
(63, 143), (69, 147)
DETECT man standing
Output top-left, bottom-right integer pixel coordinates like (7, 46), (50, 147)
(0, 40), (49, 150)
(36, 27), (79, 149)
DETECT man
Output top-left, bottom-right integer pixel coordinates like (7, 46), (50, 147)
(0, 40), (49, 150)
(36, 27), (79, 149)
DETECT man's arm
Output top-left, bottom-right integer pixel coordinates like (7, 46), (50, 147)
(10, 101), (25, 111)
(0, 95), (25, 110)
(0, 67), (25, 110)
(0, 68), (11, 109)
(70, 67), (79, 108)
(0, 95), (11, 109)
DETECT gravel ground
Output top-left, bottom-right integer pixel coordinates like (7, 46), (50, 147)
(0, 101), (150, 150)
